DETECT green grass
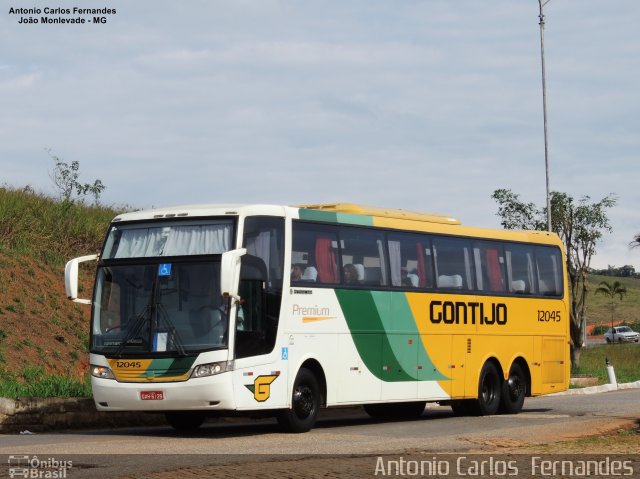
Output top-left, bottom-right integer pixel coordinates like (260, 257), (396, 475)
(0, 366), (91, 398)
(573, 344), (640, 384)
(0, 186), (119, 266)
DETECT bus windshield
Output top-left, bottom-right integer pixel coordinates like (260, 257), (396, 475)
(91, 260), (228, 355)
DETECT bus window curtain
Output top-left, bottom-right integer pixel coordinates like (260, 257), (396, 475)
(388, 240), (402, 286)
(377, 239), (388, 286)
(416, 243), (427, 288)
(315, 236), (338, 283)
(485, 248), (505, 292)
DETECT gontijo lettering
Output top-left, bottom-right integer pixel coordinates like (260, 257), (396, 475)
(430, 300), (507, 325)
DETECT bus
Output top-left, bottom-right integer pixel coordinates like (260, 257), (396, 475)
(65, 203), (570, 432)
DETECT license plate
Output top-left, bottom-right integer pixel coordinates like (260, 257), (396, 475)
(140, 390), (164, 400)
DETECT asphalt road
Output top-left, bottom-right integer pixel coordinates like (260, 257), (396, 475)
(1, 388), (638, 478)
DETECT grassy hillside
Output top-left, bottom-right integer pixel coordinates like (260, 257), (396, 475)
(0, 186), (119, 396)
(584, 274), (640, 332)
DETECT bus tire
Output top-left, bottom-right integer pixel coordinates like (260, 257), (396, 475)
(165, 411), (206, 431)
(476, 361), (501, 416)
(500, 363), (526, 414)
(277, 368), (320, 433)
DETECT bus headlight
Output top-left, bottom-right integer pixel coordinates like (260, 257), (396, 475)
(191, 361), (230, 378)
(90, 365), (115, 379)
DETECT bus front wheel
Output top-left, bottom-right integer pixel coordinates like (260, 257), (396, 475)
(277, 368), (320, 433)
(476, 362), (501, 416)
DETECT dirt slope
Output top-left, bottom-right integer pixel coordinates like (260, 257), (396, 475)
(0, 251), (90, 380)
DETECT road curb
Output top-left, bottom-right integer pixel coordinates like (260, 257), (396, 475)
(549, 380), (640, 396)
(0, 397), (164, 433)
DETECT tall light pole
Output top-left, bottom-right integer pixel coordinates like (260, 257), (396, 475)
(538, 0), (552, 232)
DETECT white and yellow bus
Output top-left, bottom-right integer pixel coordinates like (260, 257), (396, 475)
(65, 203), (569, 432)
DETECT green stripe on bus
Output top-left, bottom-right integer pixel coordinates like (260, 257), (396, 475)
(140, 357), (196, 378)
(335, 289), (415, 382)
(299, 209), (373, 226)
(372, 291), (448, 381)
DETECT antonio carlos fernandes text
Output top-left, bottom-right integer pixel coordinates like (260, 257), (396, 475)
(374, 456), (635, 476)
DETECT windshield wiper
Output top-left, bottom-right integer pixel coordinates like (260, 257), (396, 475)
(114, 302), (152, 358)
(155, 303), (187, 356)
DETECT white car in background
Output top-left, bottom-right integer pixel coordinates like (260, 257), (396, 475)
(604, 326), (640, 343)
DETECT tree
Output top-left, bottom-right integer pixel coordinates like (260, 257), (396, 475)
(491, 189), (616, 367)
(47, 148), (105, 205)
(594, 280), (627, 344)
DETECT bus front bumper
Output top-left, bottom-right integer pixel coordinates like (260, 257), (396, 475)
(91, 372), (236, 411)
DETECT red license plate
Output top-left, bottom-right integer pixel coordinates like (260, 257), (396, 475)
(140, 390), (164, 400)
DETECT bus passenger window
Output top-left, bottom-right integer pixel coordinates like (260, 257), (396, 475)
(473, 242), (506, 293)
(505, 244), (536, 295)
(291, 222), (339, 285)
(433, 237), (474, 290)
(339, 227), (388, 286)
(536, 246), (562, 296)
(387, 233), (433, 289)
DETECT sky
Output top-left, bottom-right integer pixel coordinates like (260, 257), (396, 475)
(1, 0), (638, 270)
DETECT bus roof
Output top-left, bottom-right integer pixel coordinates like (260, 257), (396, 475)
(299, 203), (461, 225)
(109, 203), (562, 248)
(111, 204), (286, 222)
(298, 203), (562, 247)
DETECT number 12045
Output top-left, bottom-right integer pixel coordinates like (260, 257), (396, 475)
(538, 310), (561, 322)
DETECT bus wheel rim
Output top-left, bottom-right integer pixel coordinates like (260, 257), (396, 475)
(482, 376), (496, 403)
(293, 385), (314, 418)
(508, 375), (524, 401)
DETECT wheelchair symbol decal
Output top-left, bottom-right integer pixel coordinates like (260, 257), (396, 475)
(158, 264), (172, 277)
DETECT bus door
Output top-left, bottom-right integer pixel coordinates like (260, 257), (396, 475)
(231, 255), (286, 410)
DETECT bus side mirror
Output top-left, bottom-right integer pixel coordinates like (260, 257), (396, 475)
(64, 254), (99, 304)
(221, 248), (247, 300)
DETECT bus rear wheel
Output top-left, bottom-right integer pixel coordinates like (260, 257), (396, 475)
(277, 368), (320, 433)
(500, 363), (526, 414)
(165, 411), (206, 431)
(476, 362), (501, 416)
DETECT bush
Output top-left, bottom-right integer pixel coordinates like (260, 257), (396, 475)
(0, 366), (92, 398)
